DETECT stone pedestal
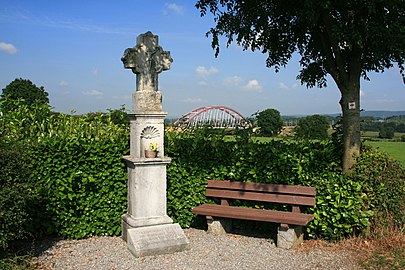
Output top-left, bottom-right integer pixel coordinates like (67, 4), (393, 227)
(122, 156), (173, 232)
(121, 132), (189, 258)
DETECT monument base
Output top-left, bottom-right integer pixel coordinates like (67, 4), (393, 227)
(124, 223), (189, 257)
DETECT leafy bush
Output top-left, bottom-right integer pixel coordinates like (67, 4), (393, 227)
(166, 129), (365, 240)
(1, 100), (130, 240)
(166, 128), (404, 241)
(2, 97), (403, 244)
(0, 78), (49, 113)
(26, 112), (129, 238)
(255, 108), (283, 136)
(351, 146), (405, 232)
(0, 141), (43, 250)
(379, 126), (395, 139)
(29, 135), (128, 238)
(295, 114), (330, 140)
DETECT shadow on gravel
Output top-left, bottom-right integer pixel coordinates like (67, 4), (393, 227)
(2, 237), (63, 258)
(193, 219), (278, 241)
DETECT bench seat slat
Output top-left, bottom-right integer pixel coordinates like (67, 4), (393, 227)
(206, 188), (315, 206)
(208, 180), (316, 196)
(192, 204), (314, 226)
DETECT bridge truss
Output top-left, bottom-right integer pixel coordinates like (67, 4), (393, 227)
(173, 106), (252, 129)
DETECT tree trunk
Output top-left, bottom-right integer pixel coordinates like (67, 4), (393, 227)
(339, 85), (361, 174)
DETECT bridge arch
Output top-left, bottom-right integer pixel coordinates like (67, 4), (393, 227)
(173, 106), (252, 129)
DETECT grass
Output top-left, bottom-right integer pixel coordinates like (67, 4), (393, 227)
(361, 247), (405, 270)
(300, 228), (405, 270)
(364, 141), (405, 166)
(0, 256), (38, 270)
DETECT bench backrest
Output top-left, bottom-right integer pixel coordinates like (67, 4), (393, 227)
(206, 180), (316, 207)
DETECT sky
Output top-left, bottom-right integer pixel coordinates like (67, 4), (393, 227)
(1, 1), (404, 118)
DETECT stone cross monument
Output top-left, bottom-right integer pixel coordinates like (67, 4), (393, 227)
(121, 31), (188, 257)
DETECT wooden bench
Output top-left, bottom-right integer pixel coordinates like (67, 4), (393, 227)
(192, 180), (316, 249)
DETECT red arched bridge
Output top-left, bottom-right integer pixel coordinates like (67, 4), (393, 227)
(173, 106), (252, 129)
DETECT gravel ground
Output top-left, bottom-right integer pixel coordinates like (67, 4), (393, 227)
(34, 228), (360, 270)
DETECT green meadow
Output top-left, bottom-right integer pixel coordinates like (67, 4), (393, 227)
(365, 141), (405, 166)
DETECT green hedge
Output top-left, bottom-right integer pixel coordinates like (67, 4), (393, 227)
(1, 102), (404, 247)
(0, 141), (42, 250)
(29, 136), (128, 238)
(1, 102), (130, 242)
(165, 130), (386, 240)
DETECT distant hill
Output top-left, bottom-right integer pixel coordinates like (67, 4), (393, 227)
(283, 111), (405, 119)
(359, 110), (405, 118)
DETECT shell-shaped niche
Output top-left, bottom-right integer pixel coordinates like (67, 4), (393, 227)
(141, 126), (160, 139)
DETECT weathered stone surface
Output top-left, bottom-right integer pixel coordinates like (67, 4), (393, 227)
(277, 225), (303, 249)
(207, 218), (232, 235)
(121, 31), (172, 92)
(126, 223), (189, 258)
(128, 112), (167, 158)
(132, 91), (163, 112)
(121, 32), (188, 257)
(122, 158), (171, 221)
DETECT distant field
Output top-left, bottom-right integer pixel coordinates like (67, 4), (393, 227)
(361, 131), (405, 140)
(365, 141), (405, 166)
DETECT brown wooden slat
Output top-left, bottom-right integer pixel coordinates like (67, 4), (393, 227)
(206, 188), (316, 206)
(192, 204), (314, 226)
(208, 180), (316, 196)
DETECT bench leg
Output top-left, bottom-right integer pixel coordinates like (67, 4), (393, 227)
(277, 225), (304, 249)
(206, 216), (232, 235)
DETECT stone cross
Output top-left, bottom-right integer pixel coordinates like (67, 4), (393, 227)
(121, 31), (188, 258)
(122, 31), (173, 92)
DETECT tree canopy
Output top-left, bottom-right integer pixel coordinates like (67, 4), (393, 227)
(295, 114), (330, 140)
(1, 78), (50, 112)
(196, 0), (405, 173)
(256, 108), (283, 136)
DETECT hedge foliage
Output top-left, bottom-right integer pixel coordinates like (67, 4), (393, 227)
(1, 101), (404, 251)
(0, 141), (40, 250)
(1, 101), (129, 245)
(165, 129), (402, 240)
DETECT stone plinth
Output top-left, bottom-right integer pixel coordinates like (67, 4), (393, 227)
(121, 156), (189, 257)
(122, 156), (172, 226)
(126, 223), (189, 257)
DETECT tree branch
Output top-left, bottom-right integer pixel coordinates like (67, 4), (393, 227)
(320, 12), (349, 89)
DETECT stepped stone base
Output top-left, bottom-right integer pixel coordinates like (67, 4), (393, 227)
(124, 223), (189, 258)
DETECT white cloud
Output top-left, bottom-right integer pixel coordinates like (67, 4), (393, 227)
(82, 89), (104, 98)
(112, 95), (131, 100)
(278, 82), (289, 90)
(196, 66), (218, 79)
(164, 3), (185, 15)
(198, 81), (208, 86)
(360, 89), (365, 97)
(277, 82), (299, 90)
(183, 98), (203, 103)
(59, 81), (69, 86)
(0, 42), (17, 54)
(91, 68), (98, 76)
(244, 80), (263, 92)
(223, 76), (242, 87)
